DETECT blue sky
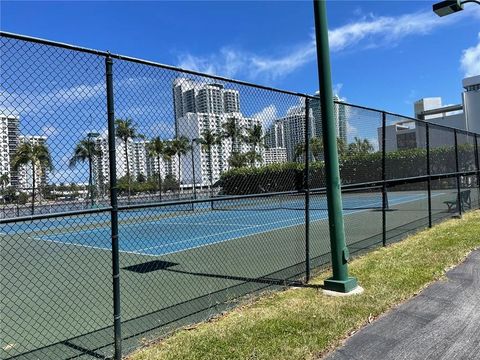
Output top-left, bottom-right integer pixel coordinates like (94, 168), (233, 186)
(2, 0), (479, 115)
(1, 1), (480, 184)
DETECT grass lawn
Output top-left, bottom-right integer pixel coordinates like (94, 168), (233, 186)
(128, 210), (480, 360)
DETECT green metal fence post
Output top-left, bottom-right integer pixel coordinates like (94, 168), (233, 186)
(454, 129), (462, 216)
(475, 134), (480, 208)
(304, 97), (311, 282)
(312, 0), (357, 293)
(382, 112), (387, 246)
(106, 55), (122, 359)
(426, 123), (432, 228)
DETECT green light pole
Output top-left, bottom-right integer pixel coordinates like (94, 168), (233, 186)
(313, 0), (357, 293)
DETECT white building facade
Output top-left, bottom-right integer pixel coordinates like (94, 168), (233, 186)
(174, 78), (263, 186)
(17, 135), (49, 192)
(380, 75), (480, 152)
(93, 137), (178, 186)
(0, 114), (20, 187)
(264, 148), (288, 165)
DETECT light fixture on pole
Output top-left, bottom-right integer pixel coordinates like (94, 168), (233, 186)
(433, 0), (479, 17)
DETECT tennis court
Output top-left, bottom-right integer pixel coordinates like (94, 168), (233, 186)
(2, 187), (476, 360)
(4, 190), (430, 257)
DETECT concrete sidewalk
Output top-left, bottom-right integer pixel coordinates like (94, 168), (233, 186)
(326, 249), (480, 360)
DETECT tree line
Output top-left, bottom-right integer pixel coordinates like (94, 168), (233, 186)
(1, 116), (267, 213)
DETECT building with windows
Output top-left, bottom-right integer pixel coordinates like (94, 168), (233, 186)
(264, 95), (348, 162)
(17, 135), (49, 192)
(174, 78), (262, 186)
(308, 94), (348, 144)
(0, 114), (19, 187)
(463, 75), (480, 134)
(93, 137), (178, 187)
(264, 147), (287, 165)
(379, 75), (480, 152)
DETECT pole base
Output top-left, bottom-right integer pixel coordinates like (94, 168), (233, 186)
(323, 276), (358, 293)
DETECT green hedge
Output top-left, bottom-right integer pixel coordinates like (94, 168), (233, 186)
(219, 145), (477, 195)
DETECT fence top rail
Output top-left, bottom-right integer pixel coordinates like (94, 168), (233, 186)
(0, 31), (306, 98)
(1, 31), (479, 138)
(0, 206), (113, 224)
(331, 99), (480, 136)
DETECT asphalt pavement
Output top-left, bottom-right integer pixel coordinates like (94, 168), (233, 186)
(326, 249), (480, 360)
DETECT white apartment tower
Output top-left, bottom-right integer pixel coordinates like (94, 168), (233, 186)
(265, 96), (348, 162)
(93, 137), (178, 186)
(0, 114), (19, 187)
(174, 78), (262, 186)
(264, 148), (287, 165)
(17, 135), (49, 192)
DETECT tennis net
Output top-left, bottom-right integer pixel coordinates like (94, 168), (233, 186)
(212, 186), (388, 212)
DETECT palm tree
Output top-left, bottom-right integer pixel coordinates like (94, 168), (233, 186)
(310, 137), (323, 161)
(244, 151), (262, 167)
(222, 117), (243, 169)
(348, 137), (374, 155)
(115, 118), (142, 202)
(336, 138), (346, 157)
(69, 137), (101, 207)
(0, 173), (9, 191)
(162, 141), (178, 192)
(11, 142), (53, 215)
(229, 152), (248, 169)
(0, 174), (9, 204)
(295, 137), (339, 162)
(198, 129), (221, 194)
(146, 136), (165, 200)
(245, 124), (264, 167)
(171, 136), (191, 193)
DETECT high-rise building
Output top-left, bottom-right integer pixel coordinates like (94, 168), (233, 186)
(197, 84), (225, 114)
(264, 148), (287, 165)
(462, 75), (480, 134)
(174, 78), (260, 186)
(264, 120), (286, 149)
(173, 78), (199, 120)
(0, 114), (19, 187)
(264, 96), (348, 163)
(17, 135), (49, 192)
(308, 94), (348, 143)
(132, 141), (148, 180)
(93, 137), (178, 187)
(177, 112), (261, 186)
(265, 101), (315, 162)
(223, 89), (240, 113)
(380, 75), (480, 152)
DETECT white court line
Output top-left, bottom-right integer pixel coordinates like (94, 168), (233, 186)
(145, 192), (445, 257)
(137, 215), (304, 252)
(29, 192), (446, 257)
(33, 236), (160, 258)
(156, 222), (255, 227)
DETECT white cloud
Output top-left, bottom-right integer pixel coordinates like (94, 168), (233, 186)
(253, 104), (277, 130)
(328, 11), (453, 52)
(460, 32), (480, 77)
(177, 48), (247, 78)
(176, 9), (476, 81)
(41, 125), (59, 137)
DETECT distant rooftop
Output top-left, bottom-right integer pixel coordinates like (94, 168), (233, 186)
(462, 75), (480, 89)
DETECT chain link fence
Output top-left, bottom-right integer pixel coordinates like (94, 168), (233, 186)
(1, 32), (479, 360)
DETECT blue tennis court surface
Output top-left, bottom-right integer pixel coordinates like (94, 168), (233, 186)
(7, 192), (433, 257)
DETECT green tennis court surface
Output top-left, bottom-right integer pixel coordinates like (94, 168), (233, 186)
(1, 189), (477, 359)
